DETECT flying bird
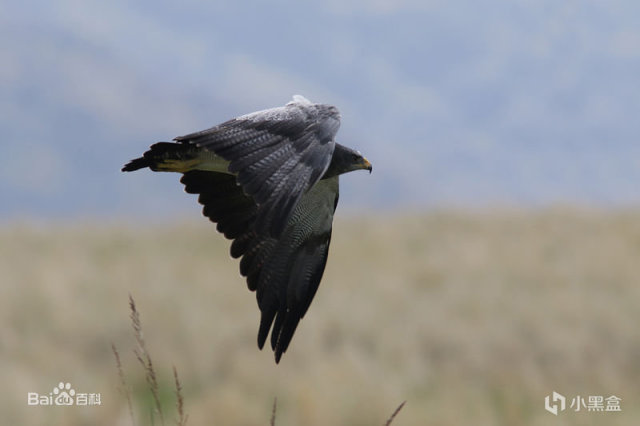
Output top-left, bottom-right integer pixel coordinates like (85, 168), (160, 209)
(122, 95), (372, 363)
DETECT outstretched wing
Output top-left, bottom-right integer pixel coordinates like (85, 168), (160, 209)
(174, 96), (340, 237)
(181, 170), (340, 363)
(180, 170), (257, 239)
(253, 177), (339, 362)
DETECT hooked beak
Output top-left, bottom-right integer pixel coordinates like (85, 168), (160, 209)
(362, 157), (372, 174)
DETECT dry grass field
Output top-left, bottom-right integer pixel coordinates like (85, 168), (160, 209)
(2, 208), (640, 425)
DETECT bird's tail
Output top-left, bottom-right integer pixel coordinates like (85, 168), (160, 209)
(122, 142), (202, 173)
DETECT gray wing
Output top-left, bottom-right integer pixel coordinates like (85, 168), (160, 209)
(251, 177), (340, 363)
(181, 170), (340, 363)
(174, 97), (340, 238)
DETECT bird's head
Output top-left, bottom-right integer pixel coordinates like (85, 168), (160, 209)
(325, 143), (372, 178)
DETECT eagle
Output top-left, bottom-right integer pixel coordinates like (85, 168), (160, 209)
(122, 95), (372, 363)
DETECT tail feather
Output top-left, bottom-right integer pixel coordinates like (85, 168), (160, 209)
(122, 156), (150, 172)
(121, 142), (198, 173)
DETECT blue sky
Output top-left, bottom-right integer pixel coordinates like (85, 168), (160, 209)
(2, 0), (640, 220)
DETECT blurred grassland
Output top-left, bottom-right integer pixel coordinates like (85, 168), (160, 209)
(2, 208), (640, 425)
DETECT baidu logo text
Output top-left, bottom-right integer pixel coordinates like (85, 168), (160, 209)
(27, 382), (101, 406)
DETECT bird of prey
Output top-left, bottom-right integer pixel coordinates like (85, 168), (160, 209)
(122, 95), (371, 363)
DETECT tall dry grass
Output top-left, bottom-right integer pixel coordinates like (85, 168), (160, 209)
(111, 295), (189, 426)
(2, 208), (639, 425)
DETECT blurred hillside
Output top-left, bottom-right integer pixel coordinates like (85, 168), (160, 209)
(3, 1), (640, 220)
(3, 209), (639, 425)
